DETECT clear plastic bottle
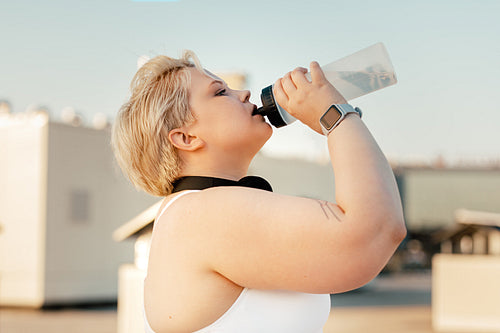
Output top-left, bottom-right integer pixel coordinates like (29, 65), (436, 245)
(253, 42), (397, 127)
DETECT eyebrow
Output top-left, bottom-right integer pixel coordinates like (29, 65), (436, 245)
(209, 79), (225, 87)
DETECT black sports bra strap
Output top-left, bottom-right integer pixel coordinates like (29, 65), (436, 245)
(171, 176), (273, 193)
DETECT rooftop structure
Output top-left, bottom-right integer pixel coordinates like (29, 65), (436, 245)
(0, 114), (157, 307)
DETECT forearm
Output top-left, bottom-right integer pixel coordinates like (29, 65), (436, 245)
(328, 114), (405, 236)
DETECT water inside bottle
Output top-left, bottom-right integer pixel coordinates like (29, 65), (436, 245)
(306, 64), (397, 101)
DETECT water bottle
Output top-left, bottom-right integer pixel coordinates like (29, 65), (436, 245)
(253, 42), (398, 127)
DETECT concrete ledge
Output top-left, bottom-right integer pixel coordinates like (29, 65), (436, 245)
(432, 254), (500, 332)
(117, 264), (146, 333)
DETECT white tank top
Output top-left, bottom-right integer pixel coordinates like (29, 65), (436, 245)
(144, 190), (332, 333)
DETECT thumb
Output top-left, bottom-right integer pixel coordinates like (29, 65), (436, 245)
(309, 61), (326, 83)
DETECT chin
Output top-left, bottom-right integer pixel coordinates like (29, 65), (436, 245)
(245, 126), (272, 157)
(260, 124), (273, 145)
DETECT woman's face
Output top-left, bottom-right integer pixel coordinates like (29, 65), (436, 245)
(187, 67), (272, 155)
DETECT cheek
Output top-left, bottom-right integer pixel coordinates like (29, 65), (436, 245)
(231, 117), (272, 149)
(217, 110), (250, 131)
(203, 115), (243, 146)
(212, 119), (251, 148)
(201, 107), (270, 149)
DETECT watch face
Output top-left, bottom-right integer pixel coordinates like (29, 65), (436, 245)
(320, 106), (342, 130)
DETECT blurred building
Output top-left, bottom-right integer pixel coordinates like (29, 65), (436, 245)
(432, 209), (500, 332)
(249, 153), (335, 201)
(434, 209), (500, 255)
(394, 166), (500, 231)
(0, 113), (157, 307)
(215, 72), (247, 90)
(0, 100), (12, 115)
(389, 166), (500, 270)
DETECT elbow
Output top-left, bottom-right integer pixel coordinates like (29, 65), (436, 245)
(351, 210), (407, 247)
(362, 213), (407, 252)
(373, 206), (406, 246)
(391, 216), (407, 245)
(375, 213), (406, 248)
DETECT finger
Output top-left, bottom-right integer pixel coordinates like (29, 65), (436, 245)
(273, 78), (289, 103)
(291, 67), (309, 87)
(309, 61), (327, 83)
(273, 78), (288, 100)
(281, 71), (297, 94)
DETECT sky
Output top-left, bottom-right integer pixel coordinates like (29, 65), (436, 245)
(1, 0), (499, 163)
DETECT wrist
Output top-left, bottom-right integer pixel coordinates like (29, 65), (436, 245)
(319, 103), (362, 136)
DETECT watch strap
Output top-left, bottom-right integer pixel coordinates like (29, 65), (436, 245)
(320, 104), (362, 136)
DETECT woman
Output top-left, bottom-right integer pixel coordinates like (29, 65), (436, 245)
(112, 51), (406, 333)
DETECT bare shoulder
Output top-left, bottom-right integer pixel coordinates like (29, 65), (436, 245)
(151, 187), (273, 244)
(156, 186), (283, 225)
(152, 187), (270, 234)
(158, 186), (334, 234)
(165, 186), (322, 216)
(151, 186), (314, 261)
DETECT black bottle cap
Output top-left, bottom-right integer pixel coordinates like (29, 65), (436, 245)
(256, 85), (287, 128)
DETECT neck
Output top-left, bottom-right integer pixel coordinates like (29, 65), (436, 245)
(179, 153), (252, 181)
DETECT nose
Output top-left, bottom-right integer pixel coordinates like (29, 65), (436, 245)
(238, 89), (250, 103)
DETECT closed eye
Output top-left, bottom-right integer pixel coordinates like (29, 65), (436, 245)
(215, 89), (227, 96)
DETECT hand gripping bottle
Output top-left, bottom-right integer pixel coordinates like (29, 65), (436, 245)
(253, 42), (398, 127)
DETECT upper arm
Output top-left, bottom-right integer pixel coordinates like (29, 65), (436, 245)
(167, 187), (400, 294)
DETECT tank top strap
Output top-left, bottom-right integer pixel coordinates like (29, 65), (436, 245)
(157, 190), (200, 220)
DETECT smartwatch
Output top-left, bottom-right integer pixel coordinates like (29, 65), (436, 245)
(319, 104), (362, 136)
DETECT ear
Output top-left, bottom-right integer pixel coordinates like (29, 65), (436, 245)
(168, 128), (205, 152)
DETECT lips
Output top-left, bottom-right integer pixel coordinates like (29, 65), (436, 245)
(251, 105), (258, 116)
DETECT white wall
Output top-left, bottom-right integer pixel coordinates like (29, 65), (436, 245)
(0, 117), (158, 306)
(0, 118), (48, 306)
(44, 123), (158, 304)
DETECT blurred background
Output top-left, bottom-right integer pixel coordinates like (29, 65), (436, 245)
(1, 0), (499, 332)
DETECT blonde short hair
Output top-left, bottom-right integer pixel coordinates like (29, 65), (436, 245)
(111, 50), (202, 197)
